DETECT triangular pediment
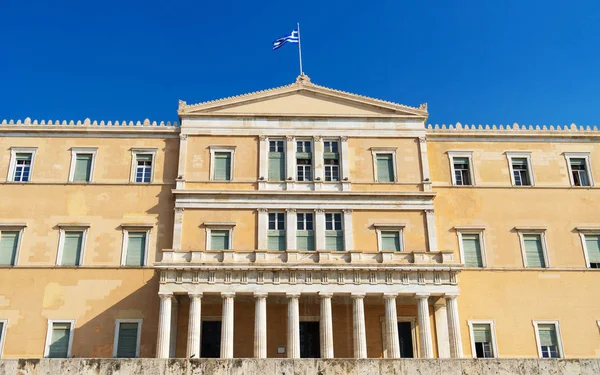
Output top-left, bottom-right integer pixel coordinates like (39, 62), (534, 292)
(179, 76), (428, 118)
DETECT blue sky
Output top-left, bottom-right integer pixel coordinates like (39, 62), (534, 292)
(1, 0), (599, 126)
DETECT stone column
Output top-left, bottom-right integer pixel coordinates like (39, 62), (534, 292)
(186, 293), (202, 359)
(220, 292), (235, 358)
(254, 293), (268, 358)
(287, 293), (300, 358)
(351, 293), (367, 358)
(169, 296), (178, 358)
(433, 304), (450, 358)
(445, 294), (463, 358)
(319, 292), (334, 359)
(416, 293), (434, 358)
(383, 293), (400, 359)
(156, 292), (173, 358)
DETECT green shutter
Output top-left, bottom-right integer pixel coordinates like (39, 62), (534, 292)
(0, 231), (19, 266)
(210, 230), (229, 250)
(48, 323), (71, 358)
(381, 231), (400, 251)
(116, 323), (139, 358)
(297, 230), (315, 251)
(61, 231), (83, 266)
(267, 230), (285, 251)
(213, 152), (231, 181)
(136, 154), (153, 162)
(538, 324), (558, 346)
(585, 235), (600, 263)
(73, 154), (92, 182)
(268, 153), (285, 181)
(473, 324), (492, 343)
(462, 234), (483, 268)
(325, 231), (344, 251)
(126, 232), (146, 266)
(376, 154), (394, 182)
(524, 234), (545, 268)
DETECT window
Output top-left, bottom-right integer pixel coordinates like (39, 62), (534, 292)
(0, 229), (22, 266)
(209, 146), (236, 181)
(448, 152), (474, 186)
(296, 140), (312, 182)
(113, 319), (142, 358)
(507, 153), (533, 186)
(121, 228), (151, 266)
(57, 229), (87, 266)
(0, 319), (6, 358)
(580, 233), (600, 268)
(297, 213), (314, 251)
(468, 321), (497, 358)
(459, 233), (485, 268)
(381, 231), (401, 251)
(130, 149), (157, 183)
(44, 320), (75, 358)
(269, 140), (285, 181)
(69, 148), (97, 183)
(374, 224), (405, 252)
(520, 233), (548, 268)
(8, 148), (36, 182)
(325, 213), (344, 251)
(565, 153), (593, 187)
(324, 141), (340, 182)
(268, 213), (285, 251)
(534, 321), (563, 358)
(371, 148), (398, 183)
(204, 223), (235, 251)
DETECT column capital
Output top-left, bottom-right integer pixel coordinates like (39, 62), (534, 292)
(351, 293), (366, 299)
(179, 134), (188, 141)
(415, 293), (430, 300)
(158, 292), (173, 300)
(221, 292), (236, 299)
(285, 208), (297, 213)
(319, 292), (333, 298)
(444, 293), (459, 300)
(343, 209), (353, 214)
(254, 292), (268, 299)
(382, 293), (398, 300)
(188, 292), (203, 299)
(313, 135), (322, 142)
(340, 136), (349, 142)
(286, 292), (300, 299)
(257, 208), (268, 213)
(259, 135), (267, 141)
(286, 135), (295, 141)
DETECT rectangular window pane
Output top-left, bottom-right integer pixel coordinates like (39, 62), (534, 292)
(268, 153), (285, 181)
(210, 230), (229, 250)
(523, 234), (545, 268)
(48, 323), (71, 358)
(571, 158), (590, 186)
(116, 323), (139, 358)
(213, 152), (231, 181)
(381, 231), (401, 251)
(73, 154), (93, 182)
(585, 235), (600, 264)
(376, 154), (394, 182)
(0, 231), (19, 266)
(13, 153), (32, 182)
(512, 158), (531, 186)
(61, 231), (83, 266)
(453, 157), (471, 185)
(473, 324), (494, 358)
(126, 232), (146, 266)
(462, 234), (484, 268)
(135, 154), (152, 183)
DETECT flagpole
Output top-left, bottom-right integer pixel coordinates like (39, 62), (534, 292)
(297, 22), (304, 76)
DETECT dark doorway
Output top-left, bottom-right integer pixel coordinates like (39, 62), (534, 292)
(398, 321), (414, 358)
(200, 321), (222, 358)
(299, 321), (320, 358)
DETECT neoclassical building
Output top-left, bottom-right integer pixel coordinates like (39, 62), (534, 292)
(0, 75), (599, 360)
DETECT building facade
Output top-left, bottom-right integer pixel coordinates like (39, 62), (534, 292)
(0, 75), (599, 360)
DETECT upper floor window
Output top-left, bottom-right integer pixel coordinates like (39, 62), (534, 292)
(269, 140), (285, 181)
(516, 229), (548, 268)
(577, 229), (600, 268)
(69, 148), (97, 183)
(534, 321), (563, 358)
(0, 226), (23, 266)
(210, 146), (236, 181)
(296, 212), (315, 251)
(130, 149), (157, 183)
(268, 212), (285, 251)
(507, 153), (533, 186)
(44, 320), (75, 358)
(468, 321), (497, 358)
(324, 141), (340, 182)
(325, 212), (344, 251)
(121, 226), (151, 266)
(296, 140), (312, 182)
(457, 230), (486, 268)
(56, 226), (88, 267)
(204, 222), (235, 251)
(374, 224), (405, 252)
(113, 319), (142, 358)
(448, 152), (474, 186)
(371, 148), (397, 183)
(8, 148), (37, 183)
(565, 153), (593, 187)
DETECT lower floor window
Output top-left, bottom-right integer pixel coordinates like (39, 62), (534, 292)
(46, 321), (74, 358)
(472, 323), (494, 358)
(536, 323), (561, 358)
(114, 320), (142, 358)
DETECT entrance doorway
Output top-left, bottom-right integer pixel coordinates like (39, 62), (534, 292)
(299, 321), (320, 358)
(398, 321), (414, 358)
(200, 321), (221, 358)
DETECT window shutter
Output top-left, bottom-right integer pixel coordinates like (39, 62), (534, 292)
(512, 158), (527, 166)
(325, 231), (344, 251)
(213, 152), (231, 181)
(570, 158), (585, 167)
(381, 231), (400, 251)
(0, 231), (19, 266)
(48, 323), (71, 358)
(61, 232), (83, 266)
(297, 230), (315, 251)
(524, 234), (545, 268)
(126, 232), (146, 266)
(376, 154), (394, 182)
(73, 154), (92, 182)
(585, 235), (600, 263)
(116, 323), (139, 358)
(472, 324), (492, 343)
(268, 153), (285, 181)
(538, 324), (558, 346)
(136, 154), (153, 162)
(267, 230), (285, 251)
(462, 234), (483, 267)
(210, 230), (229, 250)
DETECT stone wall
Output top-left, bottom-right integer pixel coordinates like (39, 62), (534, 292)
(0, 359), (599, 375)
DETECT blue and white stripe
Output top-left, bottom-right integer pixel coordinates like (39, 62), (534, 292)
(273, 30), (299, 50)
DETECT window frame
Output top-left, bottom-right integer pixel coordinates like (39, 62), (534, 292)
(564, 152), (594, 187)
(533, 320), (564, 359)
(322, 139), (341, 182)
(209, 146), (236, 182)
(0, 223), (26, 266)
(120, 225), (152, 267)
(324, 212), (344, 251)
(112, 318), (143, 358)
(267, 139), (286, 182)
(576, 227), (600, 268)
(296, 211), (315, 251)
(467, 320), (498, 358)
(455, 227), (487, 268)
(516, 227), (549, 268)
(0, 319), (7, 358)
(130, 148), (157, 184)
(506, 152), (534, 187)
(267, 212), (286, 251)
(204, 222), (235, 251)
(373, 223), (405, 252)
(44, 319), (76, 358)
(448, 151), (475, 186)
(68, 147), (98, 183)
(296, 139), (313, 182)
(370, 147), (398, 183)
(56, 225), (89, 267)
(7, 147), (37, 183)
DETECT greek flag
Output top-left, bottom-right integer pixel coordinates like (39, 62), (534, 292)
(273, 30), (299, 50)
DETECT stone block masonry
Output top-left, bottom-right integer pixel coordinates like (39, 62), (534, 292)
(0, 359), (599, 375)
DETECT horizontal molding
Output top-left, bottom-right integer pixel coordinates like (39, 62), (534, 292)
(0, 182), (176, 186)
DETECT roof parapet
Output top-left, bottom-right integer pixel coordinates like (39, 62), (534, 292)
(0, 118), (179, 127)
(427, 122), (599, 132)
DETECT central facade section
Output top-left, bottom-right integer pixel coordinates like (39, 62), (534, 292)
(156, 76), (462, 359)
